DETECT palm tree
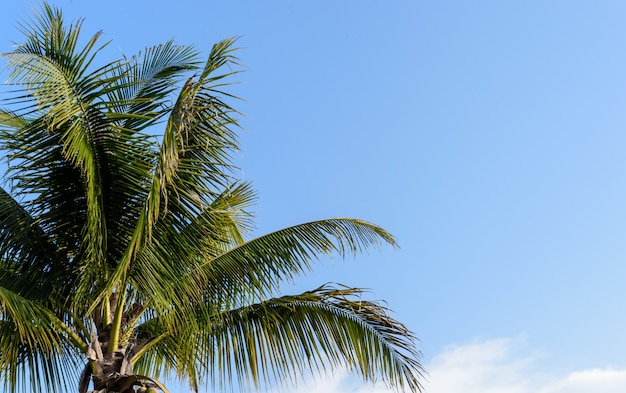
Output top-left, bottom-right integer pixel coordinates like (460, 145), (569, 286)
(0, 3), (424, 393)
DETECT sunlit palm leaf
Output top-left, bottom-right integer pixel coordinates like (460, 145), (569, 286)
(0, 320), (82, 393)
(107, 40), (199, 132)
(0, 284), (86, 393)
(128, 182), (255, 314)
(100, 37), (244, 314)
(132, 284), (423, 393)
(2, 4), (125, 302)
(176, 218), (397, 309)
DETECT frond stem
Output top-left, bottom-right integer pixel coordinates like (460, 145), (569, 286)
(130, 332), (170, 366)
(108, 288), (127, 353)
(45, 310), (89, 353)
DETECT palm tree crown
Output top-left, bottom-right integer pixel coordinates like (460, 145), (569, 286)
(0, 3), (424, 393)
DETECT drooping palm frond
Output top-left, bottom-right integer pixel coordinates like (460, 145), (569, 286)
(131, 284), (423, 393)
(0, 326), (82, 393)
(124, 219), (397, 354)
(0, 283), (87, 393)
(0, 111), (87, 266)
(127, 218), (403, 389)
(0, 187), (64, 297)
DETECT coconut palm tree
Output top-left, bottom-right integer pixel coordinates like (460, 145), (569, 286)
(0, 3), (424, 393)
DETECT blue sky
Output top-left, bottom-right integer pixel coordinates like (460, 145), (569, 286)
(2, 1), (626, 392)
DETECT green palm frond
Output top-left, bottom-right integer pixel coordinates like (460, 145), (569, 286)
(157, 42), (242, 212)
(127, 181), (256, 313)
(13, 2), (107, 83)
(106, 40), (199, 131)
(176, 218), (397, 308)
(0, 321), (81, 393)
(97, 37), (244, 315)
(0, 113), (87, 262)
(99, 43), (201, 259)
(0, 283), (87, 393)
(2, 4), (124, 302)
(0, 188), (55, 273)
(132, 284), (423, 393)
(0, 286), (63, 351)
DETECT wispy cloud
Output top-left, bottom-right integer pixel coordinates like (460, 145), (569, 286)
(426, 338), (533, 393)
(538, 368), (626, 393)
(427, 338), (626, 393)
(278, 338), (626, 393)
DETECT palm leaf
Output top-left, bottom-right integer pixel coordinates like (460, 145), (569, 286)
(174, 218), (397, 309)
(97, 37), (244, 331)
(0, 281), (88, 393)
(2, 3), (126, 303)
(0, 187), (63, 293)
(132, 284), (423, 393)
(106, 39), (199, 132)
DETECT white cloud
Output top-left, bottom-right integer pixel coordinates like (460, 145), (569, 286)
(426, 338), (533, 393)
(426, 338), (626, 393)
(277, 369), (395, 393)
(538, 368), (626, 393)
(279, 338), (626, 393)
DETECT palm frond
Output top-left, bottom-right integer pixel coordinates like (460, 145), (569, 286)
(126, 181), (254, 315)
(0, 112), (87, 264)
(98, 37), (244, 315)
(0, 322), (82, 393)
(96, 43), (201, 259)
(175, 218), (397, 309)
(14, 2), (107, 82)
(1, 3), (125, 302)
(132, 284), (423, 393)
(0, 187), (70, 299)
(0, 280), (88, 393)
(106, 40), (199, 132)
(155, 37), (243, 221)
(0, 287), (63, 352)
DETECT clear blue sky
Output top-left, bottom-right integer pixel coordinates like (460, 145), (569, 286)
(2, 1), (626, 392)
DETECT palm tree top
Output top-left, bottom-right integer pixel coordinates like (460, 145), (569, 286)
(0, 2), (425, 393)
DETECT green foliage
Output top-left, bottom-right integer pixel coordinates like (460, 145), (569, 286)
(0, 2), (424, 392)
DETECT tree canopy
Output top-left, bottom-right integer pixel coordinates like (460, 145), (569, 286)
(0, 2), (425, 393)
